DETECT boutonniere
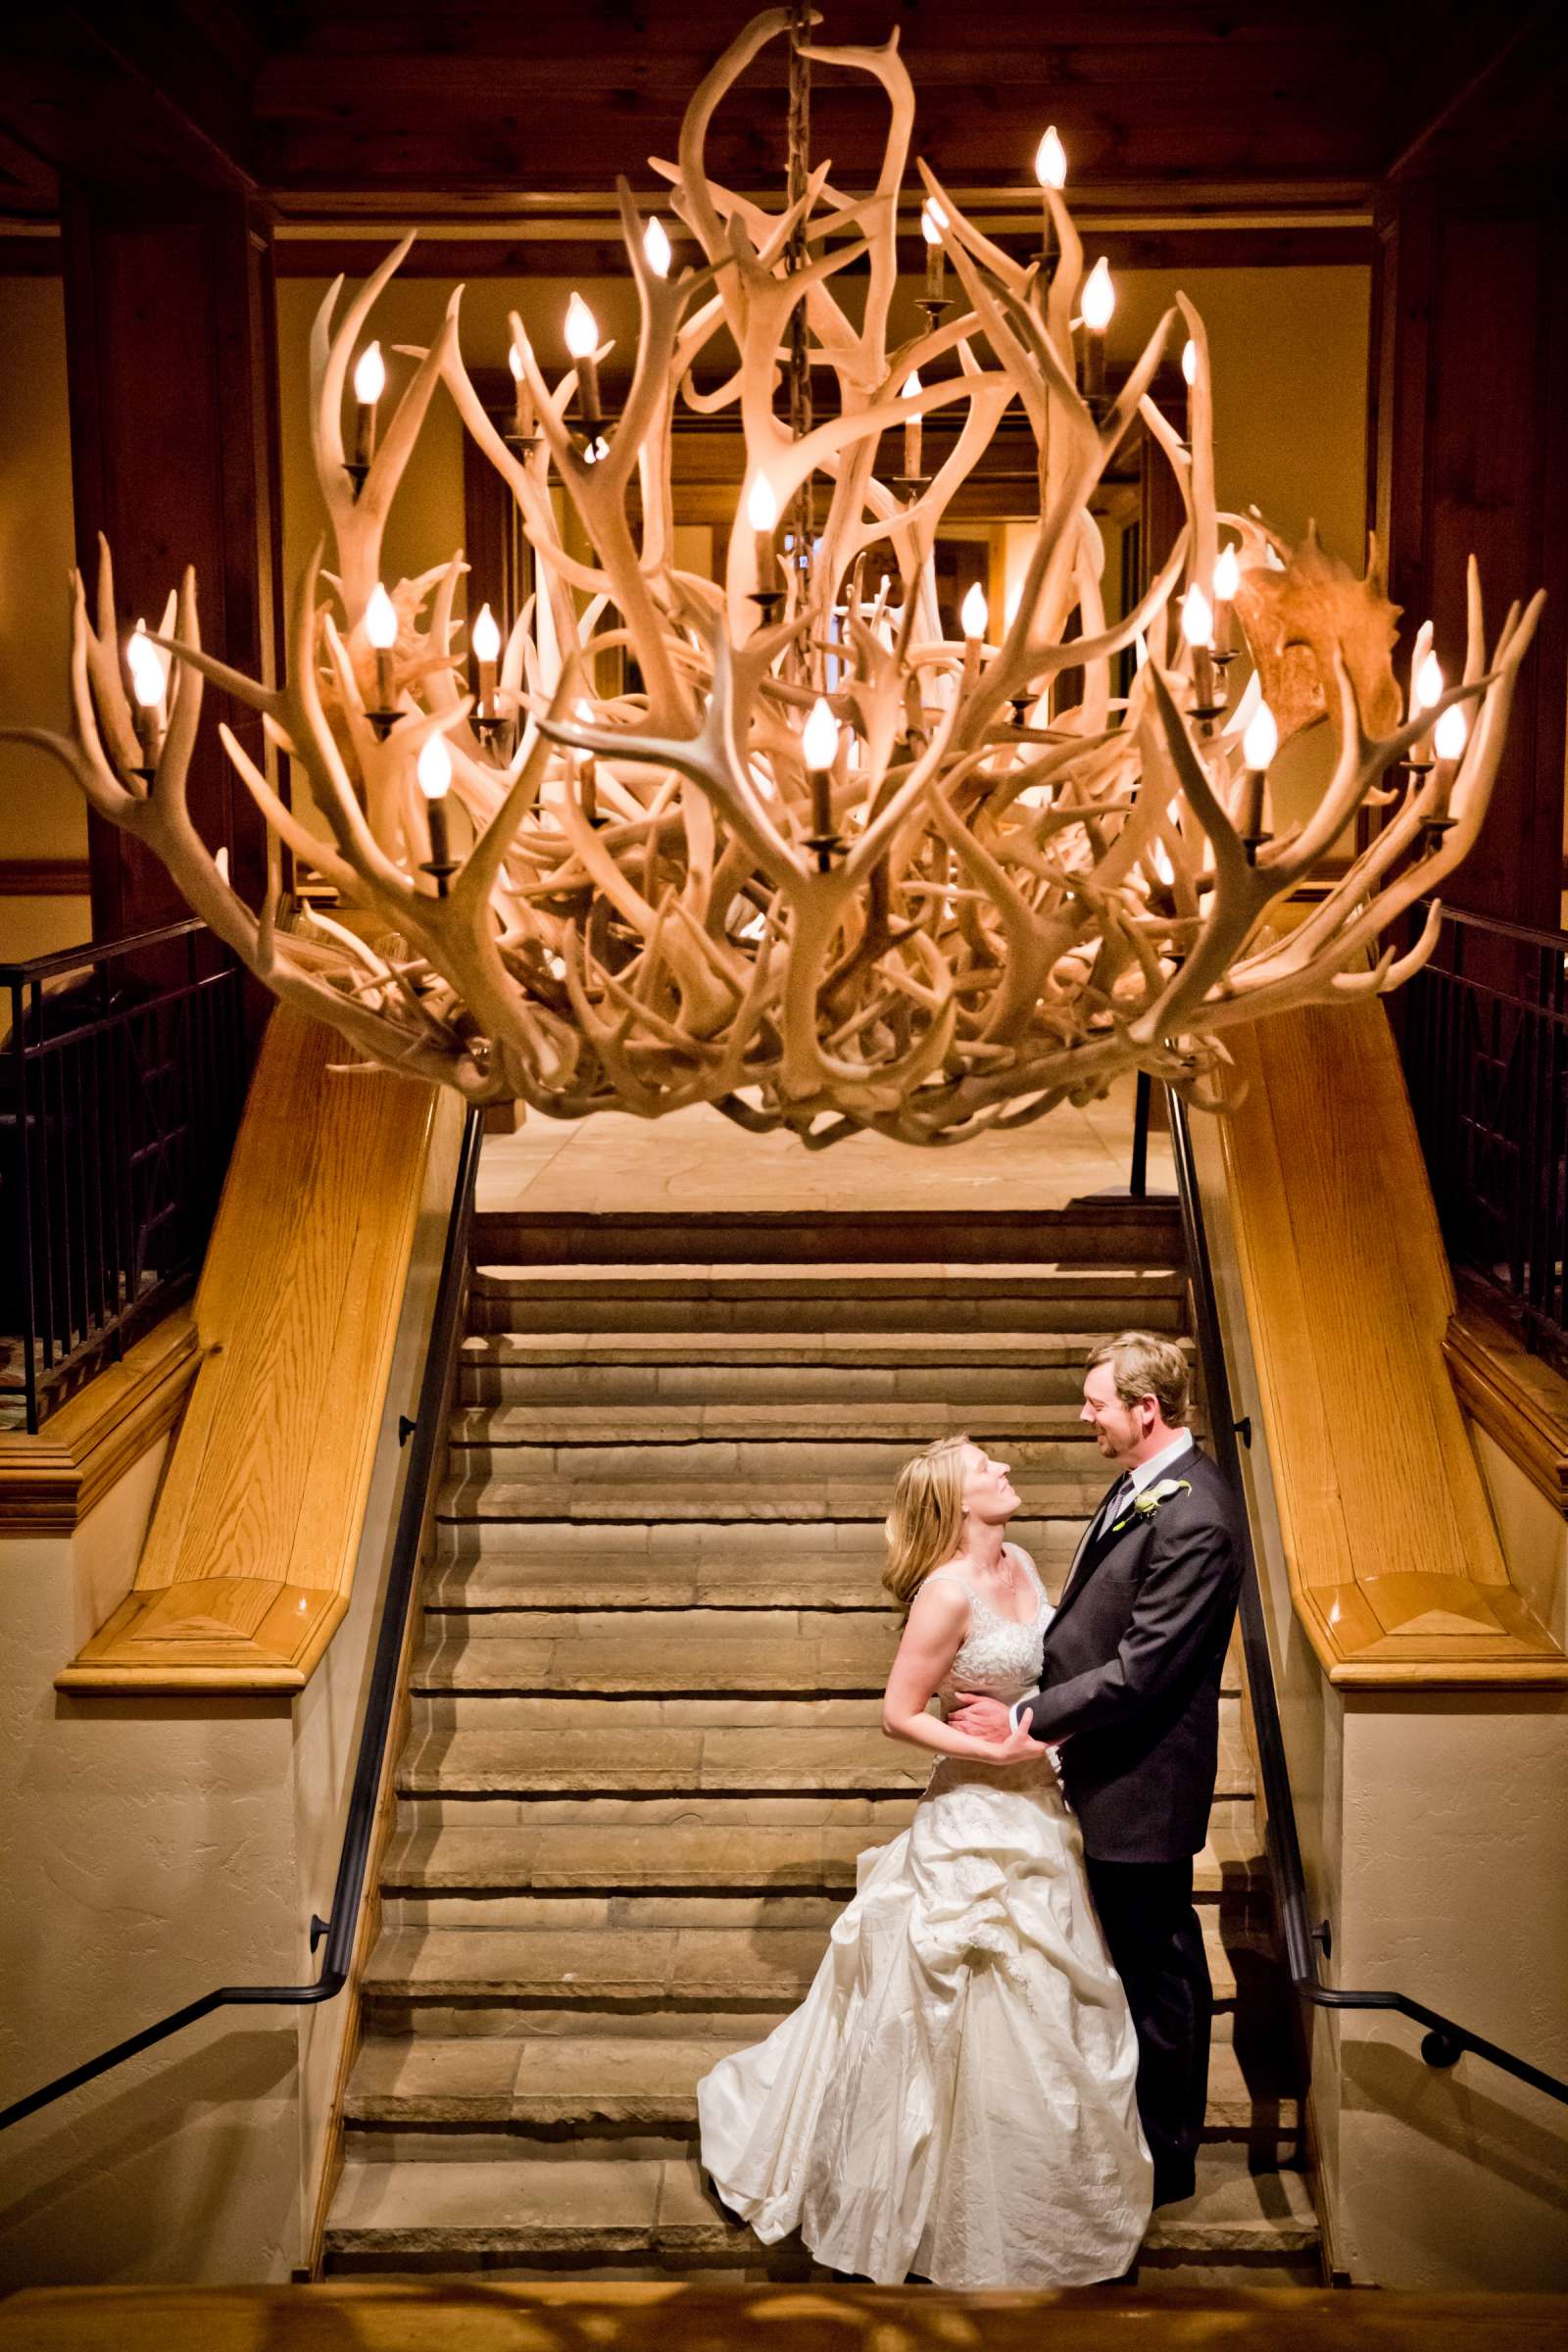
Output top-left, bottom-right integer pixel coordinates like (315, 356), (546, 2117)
(1111, 1476), (1191, 1534)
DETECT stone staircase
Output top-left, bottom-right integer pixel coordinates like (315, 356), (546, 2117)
(323, 1203), (1318, 2285)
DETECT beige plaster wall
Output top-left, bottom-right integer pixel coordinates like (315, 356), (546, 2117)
(0, 1444), (303, 2286)
(1187, 1092), (1568, 2287)
(1335, 1693), (1568, 2288)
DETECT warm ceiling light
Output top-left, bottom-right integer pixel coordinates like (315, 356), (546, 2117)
(920, 198), (947, 244)
(746, 472), (779, 533)
(1213, 545), (1241, 602)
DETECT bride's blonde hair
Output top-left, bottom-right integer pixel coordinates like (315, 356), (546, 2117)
(883, 1434), (972, 1609)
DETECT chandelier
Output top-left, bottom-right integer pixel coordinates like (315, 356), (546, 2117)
(9, 8), (1542, 1147)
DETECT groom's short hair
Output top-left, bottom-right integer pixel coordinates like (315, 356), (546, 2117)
(1088, 1332), (1190, 1426)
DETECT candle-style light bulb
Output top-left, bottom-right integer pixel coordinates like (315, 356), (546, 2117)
(748, 471), (779, 600)
(351, 340), (385, 473)
(1081, 256), (1114, 410)
(902, 369), (923, 479)
(471, 604), (502, 666)
(1082, 257), (1115, 332)
(1242, 701), (1278, 775)
(365, 583), (398, 651)
(803, 695), (840, 862)
(1212, 542), (1241, 655)
(1413, 651), (1445, 710)
(472, 602), (502, 720)
(353, 342), (386, 406)
(921, 198), (948, 301)
(1183, 582), (1216, 712)
(1433, 703), (1468, 762)
(1410, 647), (1444, 764)
(126, 621), (169, 770)
(803, 696), (840, 774)
(564, 291), (602, 431)
(416, 732), (454, 883)
(643, 216), (672, 277)
(417, 733), (453, 801)
(1182, 583), (1213, 650)
(1034, 125), (1067, 190)
(960, 580), (990, 645)
(1181, 338), (1198, 387)
(365, 581), (398, 714)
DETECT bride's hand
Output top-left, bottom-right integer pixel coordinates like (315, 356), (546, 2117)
(985, 1720), (1049, 1764)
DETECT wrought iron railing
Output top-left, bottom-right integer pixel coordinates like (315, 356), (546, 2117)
(0, 920), (246, 1431)
(1396, 903), (1568, 1369)
(1166, 1088), (1568, 2113)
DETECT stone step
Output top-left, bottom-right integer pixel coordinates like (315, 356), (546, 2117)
(471, 1203), (1184, 1268)
(461, 1354), (1194, 1401)
(460, 1333), (1197, 1409)
(343, 2013), (1298, 2137)
(396, 1721), (1257, 1803)
(446, 1430), (1103, 1485)
(466, 1262), (1186, 1336)
(435, 1478), (1105, 1528)
(322, 2143), (1317, 2275)
(381, 1799), (1264, 1904)
(431, 1513), (1076, 1568)
(362, 1911), (1249, 2018)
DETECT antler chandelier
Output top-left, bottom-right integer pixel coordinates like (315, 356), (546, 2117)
(11, 7), (1543, 1146)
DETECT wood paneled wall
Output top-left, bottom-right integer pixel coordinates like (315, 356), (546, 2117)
(1370, 155), (1568, 928)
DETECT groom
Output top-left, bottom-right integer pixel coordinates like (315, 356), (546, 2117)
(950, 1330), (1243, 2210)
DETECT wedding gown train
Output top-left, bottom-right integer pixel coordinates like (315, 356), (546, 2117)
(697, 1554), (1153, 2288)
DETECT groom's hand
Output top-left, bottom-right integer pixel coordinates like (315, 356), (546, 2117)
(947, 1692), (1013, 1744)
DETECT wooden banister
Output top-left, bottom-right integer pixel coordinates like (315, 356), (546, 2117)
(56, 1004), (441, 1692)
(1211, 997), (1567, 1688)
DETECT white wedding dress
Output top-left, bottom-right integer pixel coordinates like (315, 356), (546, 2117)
(697, 1552), (1153, 2287)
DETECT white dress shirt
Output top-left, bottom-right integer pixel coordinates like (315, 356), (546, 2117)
(1009, 1428), (1196, 1730)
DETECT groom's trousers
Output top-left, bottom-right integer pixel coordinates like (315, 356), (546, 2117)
(1086, 1855), (1211, 2181)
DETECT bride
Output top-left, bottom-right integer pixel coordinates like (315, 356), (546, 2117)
(698, 1434), (1153, 2287)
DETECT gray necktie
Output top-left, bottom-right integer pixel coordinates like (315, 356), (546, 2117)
(1087, 1476), (1132, 1551)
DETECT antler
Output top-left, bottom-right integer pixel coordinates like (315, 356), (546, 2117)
(5, 9), (1542, 1148)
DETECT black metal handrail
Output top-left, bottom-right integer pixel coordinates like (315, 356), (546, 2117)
(1165, 1085), (1568, 2111)
(2, 919), (247, 1429)
(0, 1104), (484, 2135)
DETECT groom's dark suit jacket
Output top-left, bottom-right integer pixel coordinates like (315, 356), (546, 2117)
(1019, 1445), (1243, 1866)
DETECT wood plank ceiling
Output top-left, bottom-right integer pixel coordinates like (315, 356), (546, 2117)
(2, 2), (1547, 272)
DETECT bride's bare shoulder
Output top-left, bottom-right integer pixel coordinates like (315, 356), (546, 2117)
(906, 1570), (971, 1628)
